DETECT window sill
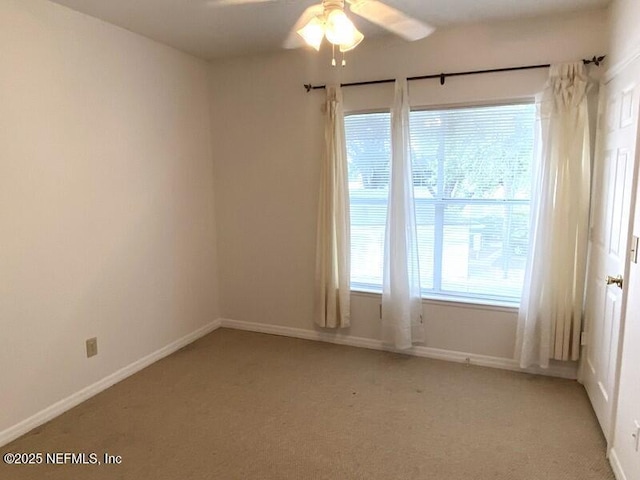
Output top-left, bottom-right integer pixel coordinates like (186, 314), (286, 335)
(350, 288), (520, 313)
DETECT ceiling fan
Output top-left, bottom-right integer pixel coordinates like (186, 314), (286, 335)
(210, 0), (435, 63)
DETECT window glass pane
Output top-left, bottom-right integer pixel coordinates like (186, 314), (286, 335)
(415, 199), (435, 290)
(411, 104), (534, 200)
(346, 113), (391, 190)
(411, 103), (534, 302)
(345, 113), (390, 288)
(440, 203), (529, 299)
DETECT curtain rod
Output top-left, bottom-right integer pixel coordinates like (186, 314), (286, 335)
(303, 55), (606, 92)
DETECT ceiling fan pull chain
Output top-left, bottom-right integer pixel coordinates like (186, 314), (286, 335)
(332, 44), (337, 67)
(342, 51), (346, 67)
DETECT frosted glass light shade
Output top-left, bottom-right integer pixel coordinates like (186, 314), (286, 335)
(297, 17), (324, 51)
(339, 28), (364, 52)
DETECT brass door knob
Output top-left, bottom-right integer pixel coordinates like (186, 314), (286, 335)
(605, 274), (623, 289)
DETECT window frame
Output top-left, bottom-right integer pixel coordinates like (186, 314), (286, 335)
(345, 98), (536, 308)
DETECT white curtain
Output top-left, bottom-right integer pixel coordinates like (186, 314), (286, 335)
(516, 62), (591, 368)
(315, 85), (351, 328)
(381, 78), (424, 349)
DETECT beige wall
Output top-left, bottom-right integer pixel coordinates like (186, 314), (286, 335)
(0, 0), (219, 435)
(608, 0), (640, 67)
(209, 9), (609, 359)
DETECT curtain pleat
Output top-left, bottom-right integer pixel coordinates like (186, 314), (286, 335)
(381, 79), (424, 349)
(315, 85), (351, 328)
(516, 63), (591, 368)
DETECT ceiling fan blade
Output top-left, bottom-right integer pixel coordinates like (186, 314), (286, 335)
(283, 4), (324, 50)
(349, 0), (435, 41)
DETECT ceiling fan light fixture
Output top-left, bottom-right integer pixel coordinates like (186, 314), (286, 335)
(297, 16), (324, 51)
(324, 9), (357, 46)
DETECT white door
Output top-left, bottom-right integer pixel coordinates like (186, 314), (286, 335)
(581, 57), (640, 444)
(611, 177), (640, 480)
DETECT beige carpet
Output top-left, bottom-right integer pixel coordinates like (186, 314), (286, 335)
(1, 328), (614, 479)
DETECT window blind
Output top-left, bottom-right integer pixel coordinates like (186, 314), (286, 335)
(345, 113), (391, 290)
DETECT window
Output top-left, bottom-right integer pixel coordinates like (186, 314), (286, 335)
(345, 102), (535, 304)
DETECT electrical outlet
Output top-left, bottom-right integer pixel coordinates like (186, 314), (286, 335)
(86, 337), (98, 358)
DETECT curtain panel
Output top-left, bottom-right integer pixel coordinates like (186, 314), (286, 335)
(315, 85), (351, 328)
(381, 79), (424, 349)
(516, 62), (591, 368)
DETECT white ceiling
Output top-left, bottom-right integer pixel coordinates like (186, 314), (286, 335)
(48, 0), (610, 60)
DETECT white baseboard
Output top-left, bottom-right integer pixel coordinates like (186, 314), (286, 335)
(609, 448), (628, 480)
(0, 319), (221, 448)
(218, 318), (577, 379)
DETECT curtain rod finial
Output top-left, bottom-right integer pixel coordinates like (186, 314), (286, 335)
(583, 55), (606, 66)
(304, 84), (313, 93)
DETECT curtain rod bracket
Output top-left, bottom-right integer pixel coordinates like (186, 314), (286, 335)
(440, 73), (446, 86)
